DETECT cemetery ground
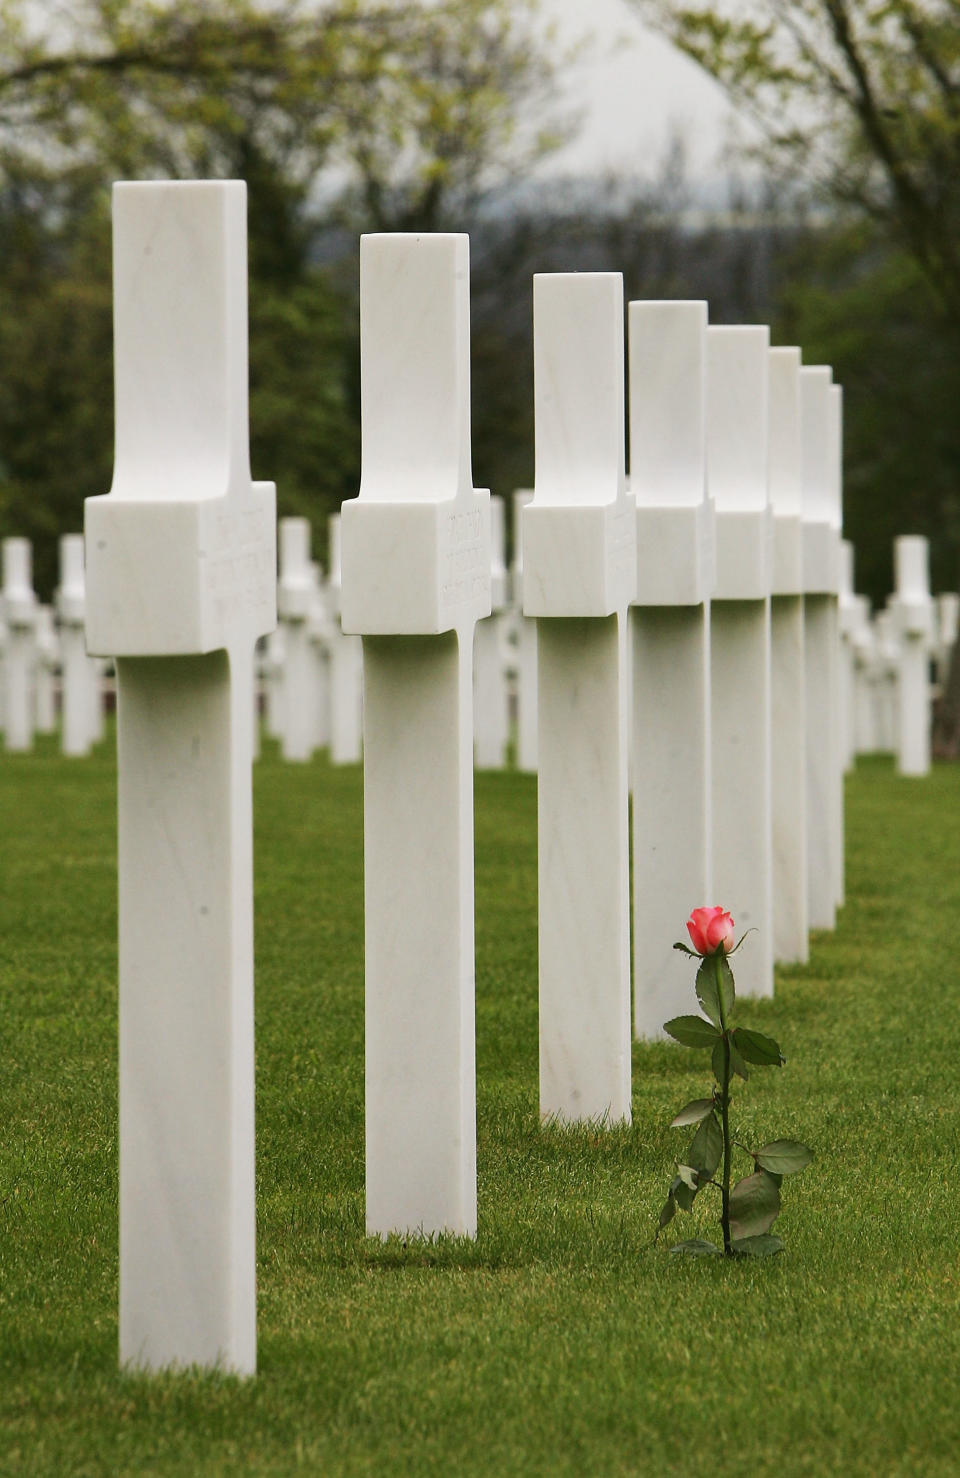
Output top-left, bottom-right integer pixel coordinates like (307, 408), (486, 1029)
(2, 738), (959, 1477)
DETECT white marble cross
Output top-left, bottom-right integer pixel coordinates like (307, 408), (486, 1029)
(84, 180), (275, 1374)
(56, 533), (95, 757)
(523, 272), (634, 1123)
(767, 346), (809, 965)
(838, 539), (858, 775)
(326, 513), (363, 765)
(800, 365), (839, 932)
(474, 493), (509, 769)
(1, 538), (38, 752)
(706, 325), (774, 998)
(33, 605), (58, 735)
(892, 535), (934, 776)
(628, 300), (715, 1037)
(509, 489), (538, 773)
(277, 517), (317, 762)
(340, 232), (490, 1237)
(828, 384), (846, 910)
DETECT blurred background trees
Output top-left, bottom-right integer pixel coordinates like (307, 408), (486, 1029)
(0, 0), (957, 613)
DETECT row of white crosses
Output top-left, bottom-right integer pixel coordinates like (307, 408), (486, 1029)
(341, 235), (854, 1232)
(0, 533), (105, 755)
(839, 533), (953, 777)
(269, 513), (363, 764)
(74, 181), (938, 1379)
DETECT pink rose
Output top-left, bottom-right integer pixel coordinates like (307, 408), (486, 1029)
(686, 906), (735, 957)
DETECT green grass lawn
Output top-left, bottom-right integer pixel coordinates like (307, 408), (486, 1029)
(2, 736), (959, 1476)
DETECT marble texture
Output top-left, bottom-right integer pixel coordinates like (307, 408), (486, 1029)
(326, 513), (363, 766)
(57, 534), (90, 757)
(33, 605), (58, 735)
(800, 366), (839, 932)
(628, 300), (714, 1037)
(892, 535), (934, 777)
(828, 384), (845, 909)
(473, 494), (509, 769)
(2, 537), (38, 752)
(340, 232), (490, 1238)
(525, 272), (633, 1123)
(277, 518), (316, 763)
(706, 326), (774, 998)
(767, 346), (808, 965)
(84, 180), (276, 1374)
(510, 490), (537, 772)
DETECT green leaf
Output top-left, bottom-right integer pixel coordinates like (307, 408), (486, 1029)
(755, 1140), (814, 1175)
(671, 1169), (697, 1211)
(670, 1098), (715, 1128)
(716, 952), (736, 1018)
(712, 1036), (749, 1085)
(730, 1234), (784, 1258)
(732, 1027), (784, 1067)
(673, 941), (699, 957)
(730, 1040), (749, 1080)
(688, 1112), (723, 1179)
(729, 1170), (781, 1240)
(658, 1194), (677, 1230)
(695, 958), (721, 1026)
(664, 1015), (721, 1049)
(669, 1239), (722, 1256)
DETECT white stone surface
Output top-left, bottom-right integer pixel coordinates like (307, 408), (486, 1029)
(828, 384), (845, 909)
(525, 272), (633, 1122)
(307, 561), (332, 753)
(341, 232), (490, 1237)
(874, 608), (901, 751)
(474, 494), (509, 769)
(33, 605), (58, 734)
(56, 534), (93, 757)
(2, 537), (38, 752)
(767, 346), (808, 965)
(628, 299), (714, 1036)
(892, 534), (934, 777)
(510, 490), (537, 772)
(84, 180), (275, 1374)
(277, 518), (316, 763)
(706, 325), (773, 998)
(838, 539), (857, 773)
(326, 513), (363, 765)
(800, 365), (838, 932)
(850, 597), (879, 754)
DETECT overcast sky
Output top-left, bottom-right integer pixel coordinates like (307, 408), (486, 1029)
(533, 0), (739, 182)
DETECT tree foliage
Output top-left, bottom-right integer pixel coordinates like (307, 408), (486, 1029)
(631, 0), (960, 325)
(0, 0), (568, 594)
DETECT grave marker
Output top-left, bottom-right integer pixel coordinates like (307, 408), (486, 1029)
(768, 346), (808, 964)
(892, 534), (933, 777)
(800, 365), (838, 931)
(524, 272), (634, 1121)
(829, 384), (845, 908)
(628, 300), (715, 1036)
(56, 534), (93, 757)
(277, 517), (316, 763)
(1, 537), (37, 752)
(84, 180), (275, 1373)
(341, 232), (490, 1236)
(33, 605), (58, 735)
(326, 513), (363, 765)
(706, 325), (774, 998)
(510, 489), (537, 772)
(474, 494), (509, 769)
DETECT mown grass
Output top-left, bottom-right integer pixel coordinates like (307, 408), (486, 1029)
(1, 735), (959, 1476)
